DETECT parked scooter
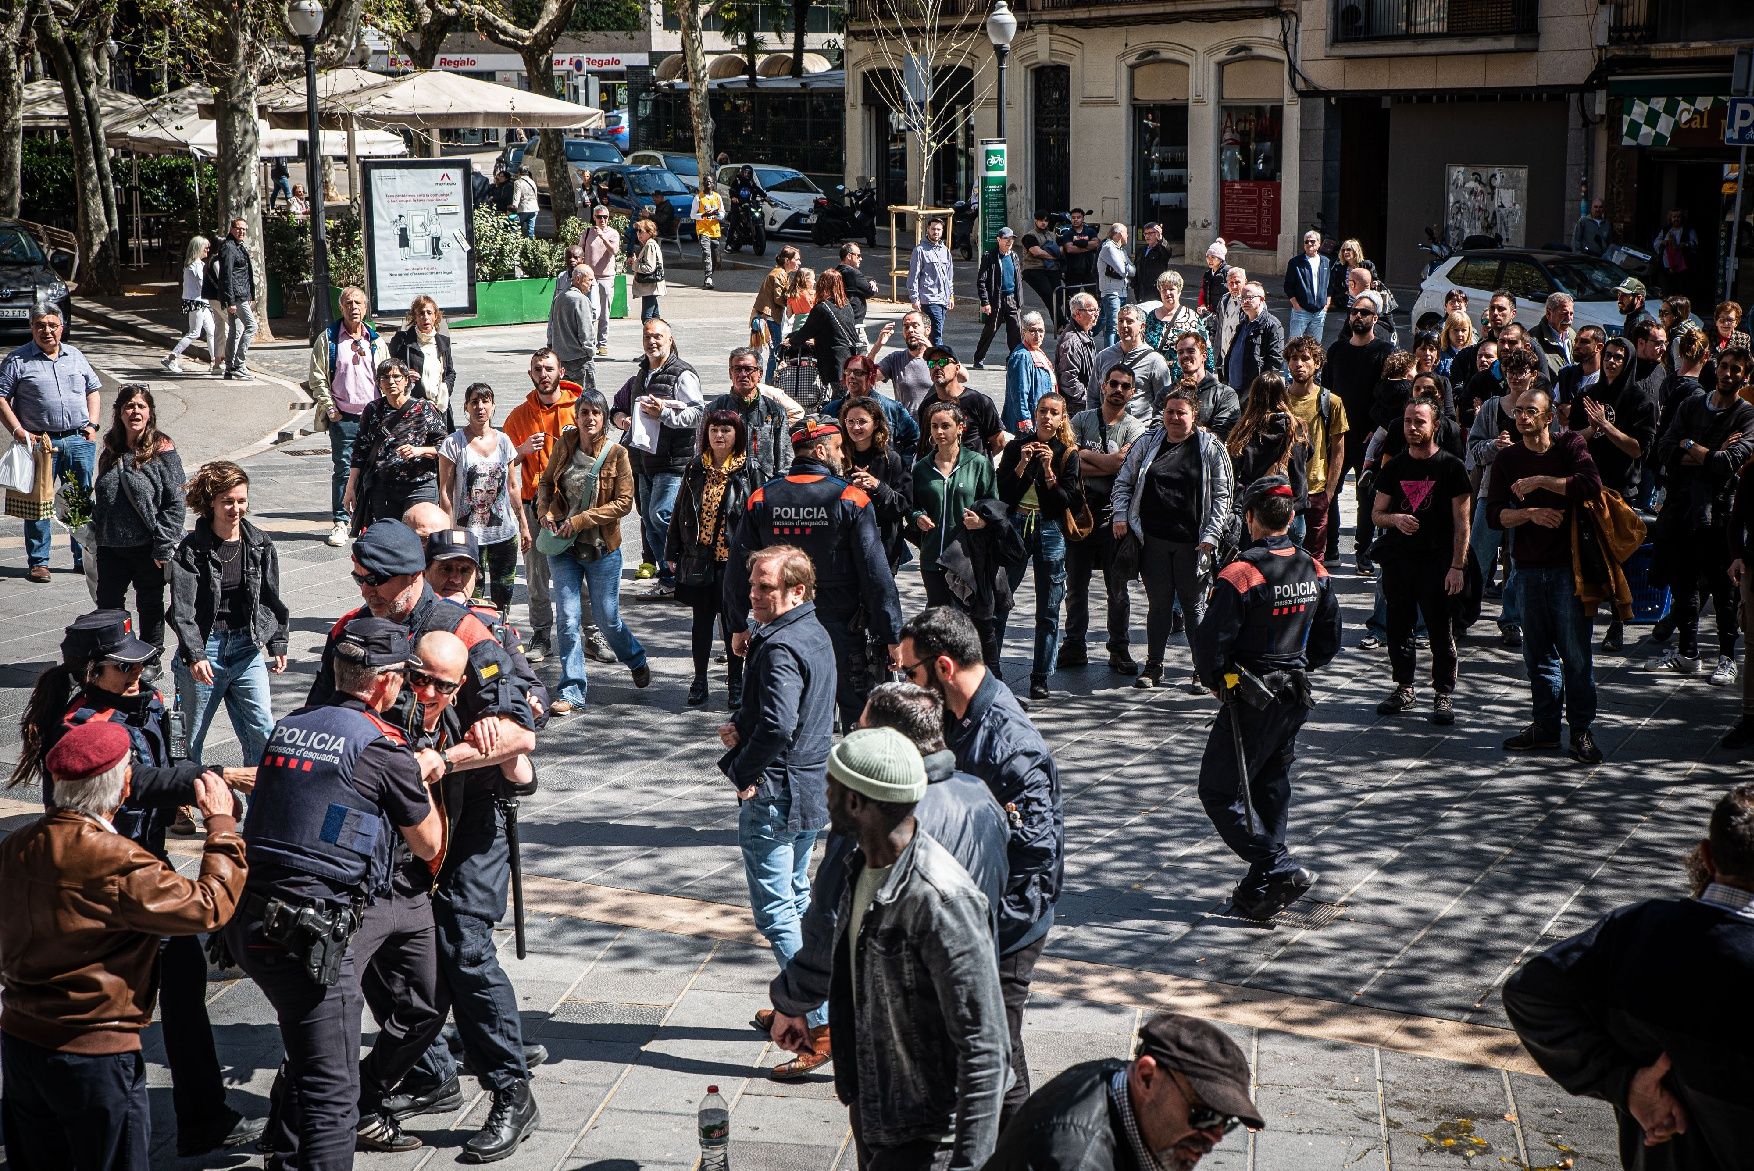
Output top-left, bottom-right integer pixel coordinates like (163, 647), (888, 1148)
(1416, 225), (1454, 280)
(812, 178), (880, 247)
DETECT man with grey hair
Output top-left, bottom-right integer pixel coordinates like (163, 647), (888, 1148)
(1284, 228), (1333, 341)
(1226, 280), (1286, 394)
(1214, 264), (1248, 367)
(1095, 222), (1134, 349)
(1532, 291), (1576, 382)
(0, 720), (246, 1169)
(547, 265), (599, 390)
(310, 285), (392, 547)
(1054, 293), (1100, 414)
(0, 306), (101, 582)
(1094, 305), (1172, 421)
(216, 217), (257, 379)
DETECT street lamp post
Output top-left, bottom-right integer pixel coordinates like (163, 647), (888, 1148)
(287, 0), (331, 338)
(986, 0), (1017, 141)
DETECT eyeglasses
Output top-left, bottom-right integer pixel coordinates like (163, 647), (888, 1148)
(1186, 1103), (1242, 1135)
(1510, 406), (1547, 418)
(731, 364), (760, 374)
(898, 660), (924, 679)
(1105, 378), (1134, 389)
(351, 568), (396, 587)
(926, 357), (953, 369)
(408, 669), (461, 695)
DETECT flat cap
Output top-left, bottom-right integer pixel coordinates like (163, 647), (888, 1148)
(1136, 1013), (1265, 1130)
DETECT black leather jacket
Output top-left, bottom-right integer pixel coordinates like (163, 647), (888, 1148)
(982, 1059), (1139, 1171)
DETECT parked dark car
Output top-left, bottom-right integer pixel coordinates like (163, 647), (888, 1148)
(590, 164), (697, 240)
(0, 221), (75, 340)
(500, 136), (627, 200)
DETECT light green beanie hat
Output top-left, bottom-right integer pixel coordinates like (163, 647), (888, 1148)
(828, 727), (927, 803)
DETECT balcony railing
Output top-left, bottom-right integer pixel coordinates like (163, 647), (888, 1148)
(1608, 0), (1745, 45)
(1329, 0), (1537, 43)
(847, 0), (1271, 23)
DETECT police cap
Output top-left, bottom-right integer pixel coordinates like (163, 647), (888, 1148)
(335, 616), (416, 670)
(353, 520), (427, 577)
(1238, 475), (1296, 514)
(426, 529), (483, 567)
(61, 609), (158, 668)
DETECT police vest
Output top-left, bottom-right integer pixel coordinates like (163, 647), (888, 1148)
(746, 465), (872, 587)
(244, 704), (403, 899)
(1215, 542), (1329, 671)
(60, 690), (174, 854)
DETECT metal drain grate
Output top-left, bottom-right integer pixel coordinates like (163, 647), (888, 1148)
(1207, 897), (1346, 930)
(280, 447), (329, 457)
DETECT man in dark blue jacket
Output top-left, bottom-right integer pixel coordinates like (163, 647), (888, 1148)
(718, 545), (837, 1071)
(726, 418), (904, 727)
(1503, 784), (1754, 1170)
(764, 681), (1009, 1078)
(899, 605), (1064, 1127)
(1283, 229), (1333, 343)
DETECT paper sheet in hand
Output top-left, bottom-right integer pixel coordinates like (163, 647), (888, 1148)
(629, 401), (660, 454)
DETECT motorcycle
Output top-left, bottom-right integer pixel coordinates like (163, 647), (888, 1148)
(1416, 224), (1454, 280)
(726, 193), (769, 256)
(812, 178), (879, 247)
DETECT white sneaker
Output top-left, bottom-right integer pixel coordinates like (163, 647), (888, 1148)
(325, 521), (351, 548)
(160, 355), (183, 373)
(1650, 651), (1700, 675)
(1710, 656), (1739, 687)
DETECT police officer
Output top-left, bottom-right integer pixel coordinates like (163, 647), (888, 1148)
(228, 617), (443, 1169)
(1191, 477), (1342, 921)
(725, 417), (904, 727)
(8, 611), (265, 1157)
(309, 520), (542, 1161)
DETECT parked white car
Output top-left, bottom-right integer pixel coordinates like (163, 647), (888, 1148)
(1411, 250), (1636, 336)
(715, 164), (822, 238)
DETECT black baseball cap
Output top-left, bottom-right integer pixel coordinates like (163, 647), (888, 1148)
(334, 617), (415, 670)
(1136, 1014), (1265, 1130)
(923, 344), (959, 364)
(426, 529), (483, 567)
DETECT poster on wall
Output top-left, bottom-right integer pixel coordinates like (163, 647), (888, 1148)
(1219, 181), (1279, 251)
(1444, 165), (1527, 248)
(362, 158), (476, 318)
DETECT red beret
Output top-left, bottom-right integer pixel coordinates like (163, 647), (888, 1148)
(45, 721), (132, 782)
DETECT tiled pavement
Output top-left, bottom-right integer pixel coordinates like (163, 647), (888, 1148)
(0, 281), (1732, 1167)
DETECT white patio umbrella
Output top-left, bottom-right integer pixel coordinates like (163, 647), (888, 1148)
(20, 79), (148, 129)
(257, 70), (603, 138)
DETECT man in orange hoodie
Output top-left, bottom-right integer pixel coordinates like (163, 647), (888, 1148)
(503, 348), (579, 662)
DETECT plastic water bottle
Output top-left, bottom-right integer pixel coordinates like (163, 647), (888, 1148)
(698, 1085), (730, 1170)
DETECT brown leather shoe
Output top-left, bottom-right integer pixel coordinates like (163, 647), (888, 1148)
(770, 1025), (831, 1081)
(750, 1007), (774, 1035)
(27, 566), (49, 584)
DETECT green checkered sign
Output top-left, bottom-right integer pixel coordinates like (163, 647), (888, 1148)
(1621, 95), (1721, 147)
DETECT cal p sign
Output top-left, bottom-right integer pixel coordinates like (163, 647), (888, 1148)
(1727, 97), (1754, 147)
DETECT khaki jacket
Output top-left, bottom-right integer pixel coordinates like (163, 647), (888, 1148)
(536, 432), (634, 553)
(0, 811), (246, 1053)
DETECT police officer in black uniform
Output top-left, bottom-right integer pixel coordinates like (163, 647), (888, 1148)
(725, 417), (904, 727)
(1191, 476), (1342, 921)
(308, 520), (542, 1162)
(227, 617), (443, 1169)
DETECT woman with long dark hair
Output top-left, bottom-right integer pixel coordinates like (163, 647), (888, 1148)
(667, 408), (754, 708)
(346, 358), (448, 534)
(995, 391), (1084, 698)
(1228, 372), (1310, 541)
(840, 397), (911, 567)
(168, 460), (288, 765)
(93, 384), (187, 657)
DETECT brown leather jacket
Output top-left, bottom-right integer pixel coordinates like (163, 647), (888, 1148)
(0, 810), (246, 1054)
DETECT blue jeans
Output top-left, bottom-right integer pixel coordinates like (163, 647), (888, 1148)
(517, 211), (537, 238)
(547, 546), (646, 706)
(1002, 517), (1067, 681)
(738, 797), (825, 1028)
(25, 433), (94, 568)
(640, 295), (663, 321)
(1288, 307), (1327, 342)
(1470, 495), (1521, 629)
(637, 470), (683, 587)
(922, 302), (947, 347)
(755, 316), (782, 381)
(172, 630), (274, 765)
(1096, 293), (1122, 350)
(1515, 563), (1597, 738)
(328, 415), (360, 523)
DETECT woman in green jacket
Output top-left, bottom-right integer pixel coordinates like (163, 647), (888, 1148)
(911, 400), (999, 606)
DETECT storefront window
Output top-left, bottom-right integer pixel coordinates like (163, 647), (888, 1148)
(1219, 103), (1282, 250)
(1134, 106), (1188, 245)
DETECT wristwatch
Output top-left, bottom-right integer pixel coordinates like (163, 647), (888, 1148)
(1682, 438), (1697, 452)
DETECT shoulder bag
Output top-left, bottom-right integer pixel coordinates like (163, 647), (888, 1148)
(1057, 447), (1096, 542)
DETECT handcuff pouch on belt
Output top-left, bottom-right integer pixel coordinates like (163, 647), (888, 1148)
(1222, 665), (1314, 710)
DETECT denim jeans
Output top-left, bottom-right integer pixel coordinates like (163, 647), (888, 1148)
(1288, 307), (1327, 342)
(1514, 563), (1597, 738)
(739, 796), (825, 1028)
(547, 546), (646, 706)
(172, 629), (274, 765)
(517, 211), (537, 238)
(328, 415), (361, 523)
(24, 433), (94, 568)
(921, 302), (947, 347)
(1470, 495), (1521, 629)
(755, 316), (782, 381)
(640, 295), (663, 321)
(224, 300), (258, 372)
(521, 499), (554, 644)
(1095, 292), (1122, 350)
(637, 470), (683, 587)
(1002, 517), (1067, 682)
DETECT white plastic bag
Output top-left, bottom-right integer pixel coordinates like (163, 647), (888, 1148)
(0, 442), (33, 493)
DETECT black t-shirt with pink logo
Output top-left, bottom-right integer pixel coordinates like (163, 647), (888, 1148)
(1372, 450), (1471, 561)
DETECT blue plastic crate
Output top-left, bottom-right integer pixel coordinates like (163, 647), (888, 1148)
(1621, 542), (1671, 625)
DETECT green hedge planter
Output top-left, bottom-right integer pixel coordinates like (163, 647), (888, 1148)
(329, 274), (628, 330)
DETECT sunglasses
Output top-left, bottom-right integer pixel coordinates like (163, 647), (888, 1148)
(351, 568), (397, 587)
(1105, 378), (1134, 389)
(1349, 309), (1377, 318)
(408, 669), (461, 695)
(926, 357), (953, 369)
(1187, 1104), (1242, 1135)
(351, 340), (366, 364)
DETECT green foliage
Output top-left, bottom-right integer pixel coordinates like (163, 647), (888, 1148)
(329, 207), (366, 289)
(21, 139), (217, 238)
(262, 208), (312, 288)
(567, 0), (645, 32)
(472, 207), (523, 282)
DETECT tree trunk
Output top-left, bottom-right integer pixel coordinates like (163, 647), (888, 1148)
(399, 8), (456, 157)
(674, 0), (713, 188)
(789, 0), (808, 78)
(0, 45), (23, 220)
(524, 51), (579, 231)
(41, 11), (120, 294)
(212, 29), (274, 339)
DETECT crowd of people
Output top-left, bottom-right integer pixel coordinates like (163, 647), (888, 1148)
(0, 197), (1749, 1170)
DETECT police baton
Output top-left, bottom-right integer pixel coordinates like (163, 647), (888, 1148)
(1220, 673), (1261, 838)
(495, 786), (528, 960)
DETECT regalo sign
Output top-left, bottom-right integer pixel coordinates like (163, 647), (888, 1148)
(380, 51), (649, 72)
